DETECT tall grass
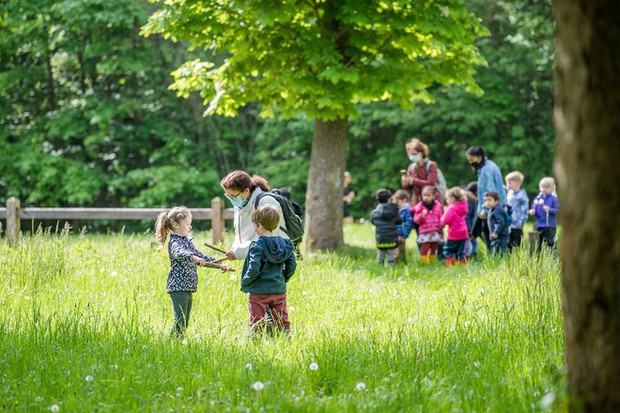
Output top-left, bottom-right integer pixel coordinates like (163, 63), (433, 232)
(0, 223), (565, 412)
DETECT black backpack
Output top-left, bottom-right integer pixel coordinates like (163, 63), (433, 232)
(254, 192), (305, 246)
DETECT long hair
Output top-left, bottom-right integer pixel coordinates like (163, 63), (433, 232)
(220, 170), (269, 192)
(155, 206), (192, 246)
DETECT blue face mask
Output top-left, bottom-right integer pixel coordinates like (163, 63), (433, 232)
(409, 154), (421, 163)
(226, 192), (249, 208)
(230, 197), (248, 208)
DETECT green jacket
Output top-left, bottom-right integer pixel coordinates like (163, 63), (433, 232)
(240, 236), (297, 294)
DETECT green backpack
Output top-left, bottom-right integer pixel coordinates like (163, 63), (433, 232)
(254, 192), (305, 246)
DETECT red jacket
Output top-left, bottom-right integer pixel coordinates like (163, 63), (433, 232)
(412, 201), (443, 234)
(440, 200), (469, 241)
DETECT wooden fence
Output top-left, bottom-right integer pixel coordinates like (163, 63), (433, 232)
(0, 197), (234, 247)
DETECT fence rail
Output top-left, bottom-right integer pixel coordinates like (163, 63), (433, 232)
(1, 197), (234, 246)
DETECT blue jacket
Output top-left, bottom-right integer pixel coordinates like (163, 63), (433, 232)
(507, 188), (529, 229)
(531, 192), (559, 229)
(241, 236), (297, 294)
(167, 234), (215, 293)
(397, 203), (414, 239)
(477, 158), (506, 214)
(487, 204), (510, 239)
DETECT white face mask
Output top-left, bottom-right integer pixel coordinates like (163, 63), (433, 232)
(409, 154), (421, 163)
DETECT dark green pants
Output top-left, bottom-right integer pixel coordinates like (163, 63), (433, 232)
(169, 291), (193, 337)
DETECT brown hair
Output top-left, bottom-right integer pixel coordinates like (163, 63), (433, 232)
(393, 189), (410, 201)
(220, 170), (269, 192)
(421, 185), (436, 196)
(446, 187), (464, 202)
(155, 206), (192, 246)
(410, 138), (429, 158)
(252, 206), (280, 232)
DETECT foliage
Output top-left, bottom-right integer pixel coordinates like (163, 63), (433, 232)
(142, 0), (488, 121)
(1, 0), (554, 229)
(0, 224), (566, 411)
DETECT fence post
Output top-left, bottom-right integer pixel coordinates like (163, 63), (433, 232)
(211, 197), (225, 245)
(7, 197), (20, 247)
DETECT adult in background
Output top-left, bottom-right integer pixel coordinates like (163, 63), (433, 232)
(465, 146), (506, 251)
(220, 170), (289, 260)
(401, 138), (444, 205)
(342, 171), (356, 224)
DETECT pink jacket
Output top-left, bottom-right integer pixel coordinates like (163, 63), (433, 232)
(440, 200), (469, 240)
(412, 201), (443, 234)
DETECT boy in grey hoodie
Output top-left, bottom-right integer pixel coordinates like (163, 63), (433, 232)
(241, 206), (297, 332)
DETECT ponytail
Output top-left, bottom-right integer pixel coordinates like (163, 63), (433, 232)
(154, 207), (192, 247)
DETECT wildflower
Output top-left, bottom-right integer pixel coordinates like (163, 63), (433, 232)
(309, 362), (319, 371)
(176, 387), (183, 392)
(441, 6), (450, 17)
(85, 375), (94, 382)
(245, 363), (253, 371)
(50, 405), (60, 412)
(111, 271), (118, 277)
(540, 392), (555, 408)
(356, 382), (366, 391)
(302, 291), (308, 296)
(181, 339), (188, 345)
(229, 274), (236, 281)
(251, 381), (265, 391)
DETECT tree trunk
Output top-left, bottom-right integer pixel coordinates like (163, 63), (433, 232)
(554, 1), (620, 411)
(305, 118), (348, 252)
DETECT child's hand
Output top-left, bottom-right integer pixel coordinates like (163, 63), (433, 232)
(543, 205), (550, 212)
(491, 233), (498, 239)
(218, 264), (231, 273)
(421, 209), (427, 217)
(529, 208), (535, 216)
(192, 256), (207, 267)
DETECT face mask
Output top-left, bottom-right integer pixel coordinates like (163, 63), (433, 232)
(226, 192), (249, 208)
(409, 154), (421, 163)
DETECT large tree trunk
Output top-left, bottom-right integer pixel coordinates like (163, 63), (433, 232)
(305, 118), (348, 252)
(554, 1), (620, 411)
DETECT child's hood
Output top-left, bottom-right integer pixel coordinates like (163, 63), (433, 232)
(452, 200), (469, 216)
(258, 236), (295, 264)
(374, 202), (399, 219)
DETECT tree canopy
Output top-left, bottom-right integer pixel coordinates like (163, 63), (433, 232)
(142, 0), (488, 121)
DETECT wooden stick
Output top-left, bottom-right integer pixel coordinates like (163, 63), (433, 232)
(201, 261), (235, 272)
(204, 242), (227, 255)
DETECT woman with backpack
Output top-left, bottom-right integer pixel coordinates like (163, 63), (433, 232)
(220, 170), (293, 260)
(400, 138), (446, 205)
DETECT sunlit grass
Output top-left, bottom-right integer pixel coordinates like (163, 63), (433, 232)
(0, 223), (566, 412)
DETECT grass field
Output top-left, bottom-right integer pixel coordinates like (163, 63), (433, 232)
(0, 223), (566, 412)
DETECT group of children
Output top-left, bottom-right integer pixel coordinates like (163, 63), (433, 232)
(370, 172), (560, 266)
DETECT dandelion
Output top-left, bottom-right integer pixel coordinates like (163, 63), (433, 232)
(229, 274), (236, 281)
(245, 363), (253, 371)
(110, 271), (118, 277)
(309, 362), (319, 371)
(181, 339), (188, 345)
(50, 405), (60, 412)
(464, 321), (471, 327)
(356, 382), (366, 391)
(540, 392), (555, 408)
(251, 381), (265, 391)
(302, 291), (308, 296)
(176, 387), (183, 392)
(85, 375), (94, 382)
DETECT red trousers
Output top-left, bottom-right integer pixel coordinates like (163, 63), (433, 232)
(248, 293), (290, 332)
